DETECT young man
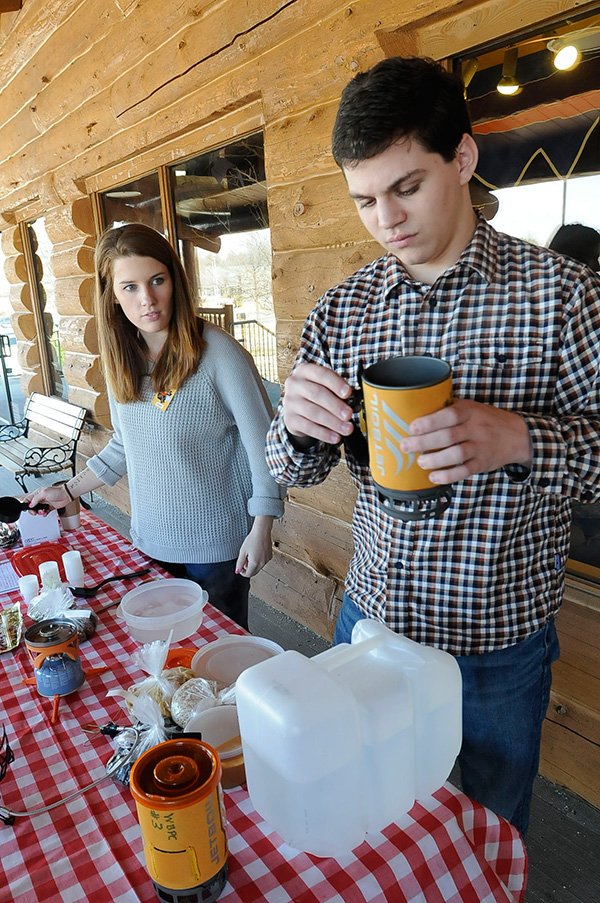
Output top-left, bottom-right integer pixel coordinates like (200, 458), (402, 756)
(265, 56), (600, 835)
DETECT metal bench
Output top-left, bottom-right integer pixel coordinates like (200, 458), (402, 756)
(0, 393), (87, 493)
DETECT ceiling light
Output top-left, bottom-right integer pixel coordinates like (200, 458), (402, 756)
(548, 27), (600, 71)
(550, 41), (581, 70)
(496, 48), (521, 95)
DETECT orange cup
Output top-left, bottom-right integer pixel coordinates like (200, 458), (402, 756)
(130, 738), (228, 898)
(361, 356), (453, 521)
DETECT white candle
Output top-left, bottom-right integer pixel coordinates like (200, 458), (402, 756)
(39, 560), (61, 589)
(18, 574), (39, 603)
(62, 550), (85, 587)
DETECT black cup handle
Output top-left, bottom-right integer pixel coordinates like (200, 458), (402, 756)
(342, 385), (369, 466)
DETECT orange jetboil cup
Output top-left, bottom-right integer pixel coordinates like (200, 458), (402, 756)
(130, 738), (228, 903)
(361, 355), (454, 521)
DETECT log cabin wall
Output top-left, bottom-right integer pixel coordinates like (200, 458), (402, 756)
(0, 0), (598, 804)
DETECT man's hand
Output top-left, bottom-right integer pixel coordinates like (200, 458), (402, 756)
(282, 363), (354, 445)
(401, 398), (533, 484)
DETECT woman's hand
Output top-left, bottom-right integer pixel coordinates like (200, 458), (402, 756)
(24, 485), (71, 513)
(235, 516), (274, 578)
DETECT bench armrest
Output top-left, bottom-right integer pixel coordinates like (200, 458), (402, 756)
(0, 419), (27, 442)
(23, 443), (74, 470)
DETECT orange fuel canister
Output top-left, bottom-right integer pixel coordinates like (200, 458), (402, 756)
(130, 738), (228, 903)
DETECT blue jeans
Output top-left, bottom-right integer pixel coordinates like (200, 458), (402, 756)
(334, 592), (559, 836)
(156, 558), (250, 631)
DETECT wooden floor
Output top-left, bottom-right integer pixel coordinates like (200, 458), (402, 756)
(525, 776), (600, 902)
(8, 473), (600, 903)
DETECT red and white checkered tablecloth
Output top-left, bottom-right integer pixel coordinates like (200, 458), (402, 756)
(0, 512), (527, 902)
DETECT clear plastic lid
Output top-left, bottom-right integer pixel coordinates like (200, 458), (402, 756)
(119, 578), (207, 627)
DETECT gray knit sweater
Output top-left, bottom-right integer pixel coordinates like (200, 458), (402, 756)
(87, 323), (284, 563)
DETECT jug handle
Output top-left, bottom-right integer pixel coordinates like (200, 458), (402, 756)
(315, 630), (383, 671)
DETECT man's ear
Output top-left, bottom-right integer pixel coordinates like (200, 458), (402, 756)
(456, 134), (479, 185)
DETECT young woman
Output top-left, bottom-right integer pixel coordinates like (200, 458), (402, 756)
(28, 223), (284, 630)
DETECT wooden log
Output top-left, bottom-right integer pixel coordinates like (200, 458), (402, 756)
(44, 199), (95, 243)
(268, 172), (366, 252)
(265, 100), (339, 185)
(540, 719), (600, 809)
(0, 175), (63, 226)
(275, 318), (305, 378)
(0, 0), (120, 122)
(547, 688), (600, 747)
(272, 242), (381, 320)
(12, 311), (37, 341)
(0, 106), (42, 160)
(17, 369), (46, 397)
(50, 239), (95, 279)
(53, 275), (95, 316)
(288, 462), (358, 523)
(66, 385), (110, 427)
(84, 98), (264, 195)
(61, 351), (104, 391)
(0, 225), (22, 254)
(0, 0), (84, 84)
(3, 254), (28, 284)
(58, 315), (99, 354)
(16, 340), (40, 370)
(272, 500), (352, 583)
(376, 0), (584, 62)
(9, 283), (33, 312)
(250, 547), (340, 640)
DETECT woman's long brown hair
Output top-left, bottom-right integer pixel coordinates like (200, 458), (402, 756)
(95, 223), (205, 402)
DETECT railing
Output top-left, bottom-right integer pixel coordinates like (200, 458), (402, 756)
(233, 319), (278, 384)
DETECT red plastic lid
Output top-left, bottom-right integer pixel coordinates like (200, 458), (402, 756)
(11, 540), (71, 580)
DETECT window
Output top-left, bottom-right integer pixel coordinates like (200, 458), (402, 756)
(96, 132), (278, 384)
(452, 8), (600, 584)
(100, 171), (164, 233)
(23, 219), (67, 400)
(0, 237), (20, 423)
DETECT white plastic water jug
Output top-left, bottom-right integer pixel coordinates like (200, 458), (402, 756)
(235, 619), (462, 857)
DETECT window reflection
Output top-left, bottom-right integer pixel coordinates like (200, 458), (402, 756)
(100, 172), (164, 232)
(169, 134), (278, 384)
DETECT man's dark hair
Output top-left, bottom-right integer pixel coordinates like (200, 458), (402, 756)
(332, 56), (472, 168)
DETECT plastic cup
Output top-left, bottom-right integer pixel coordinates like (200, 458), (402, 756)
(39, 560), (61, 589)
(18, 574), (39, 603)
(62, 550), (85, 587)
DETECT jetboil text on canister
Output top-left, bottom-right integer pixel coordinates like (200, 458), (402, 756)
(130, 738), (228, 903)
(361, 355), (454, 521)
(24, 618), (85, 698)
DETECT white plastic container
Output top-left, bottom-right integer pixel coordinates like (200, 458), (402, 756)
(118, 578), (208, 643)
(235, 619), (462, 857)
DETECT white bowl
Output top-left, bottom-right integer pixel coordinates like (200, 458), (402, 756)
(118, 578), (208, 643)
(191, 635), (283, 686)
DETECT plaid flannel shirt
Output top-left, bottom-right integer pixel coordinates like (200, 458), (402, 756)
(266, 218), (600, 654)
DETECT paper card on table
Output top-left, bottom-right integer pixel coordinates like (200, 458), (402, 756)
(18, 510), (61, 547)
(0, 560), (19, 593)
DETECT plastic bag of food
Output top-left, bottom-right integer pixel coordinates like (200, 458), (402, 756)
(121, 638), (193, 717)
(0, 603), (23, 653)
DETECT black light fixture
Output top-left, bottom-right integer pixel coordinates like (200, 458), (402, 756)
(461, 57), (479, 89)
(496, 47), (521, 95)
